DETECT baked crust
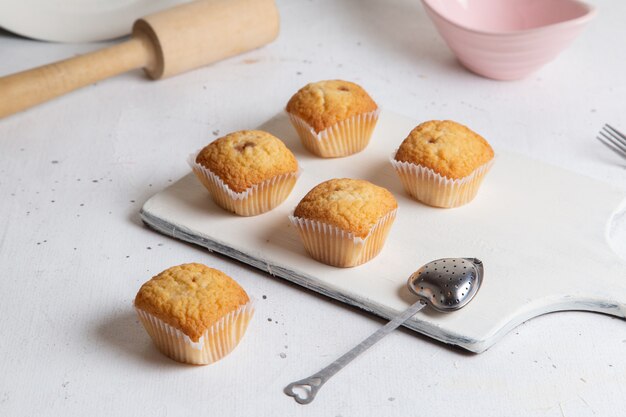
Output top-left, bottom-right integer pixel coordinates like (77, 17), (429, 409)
(286, 80), (378, 133)
(135, 263), (249, 342)
(394, 120), (494, 179)
(196, 130), (298, 193)
(294, 178), (397, 238)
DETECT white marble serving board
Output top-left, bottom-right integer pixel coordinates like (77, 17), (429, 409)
(140, 110), (626, 353)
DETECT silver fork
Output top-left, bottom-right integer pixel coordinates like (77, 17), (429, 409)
(597, 124), (626, 160)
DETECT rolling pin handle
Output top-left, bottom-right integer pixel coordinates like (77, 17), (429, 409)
(0, 34), (156, 119)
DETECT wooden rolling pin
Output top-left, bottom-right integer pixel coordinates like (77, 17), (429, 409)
(0, 0), (279, 119)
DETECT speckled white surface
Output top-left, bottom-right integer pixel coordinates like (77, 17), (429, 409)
(1, 0), (626, 416)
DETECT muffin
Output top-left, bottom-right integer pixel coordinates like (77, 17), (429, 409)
(135, 263), (254, 365)
(286, 80), (379, 158)
(290, 178), (397, 267)
(391, 120), (494, 208)
(190, 130), (299, 216)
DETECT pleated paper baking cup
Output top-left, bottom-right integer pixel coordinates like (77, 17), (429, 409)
(189, 154), (299, 216)
(136, 301), (254, 365)
(289, 209), (396, 267)
(287, 109), (380, 158)
(390, 153), (494, 208)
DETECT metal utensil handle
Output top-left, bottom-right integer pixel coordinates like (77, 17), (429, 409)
(284, 300), (426, 404)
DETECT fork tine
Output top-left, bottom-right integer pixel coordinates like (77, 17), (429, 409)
(599, 131), (626, 153)
(603, 124), (626, 146)
(597, 135), (626, 159)
(605, 124), (626, 141)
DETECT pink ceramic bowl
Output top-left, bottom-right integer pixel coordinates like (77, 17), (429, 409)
(421, 0), (596, 80)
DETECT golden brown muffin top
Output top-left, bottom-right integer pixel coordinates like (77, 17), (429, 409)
(196, 130), (298, 193)
(294, 178), (397, 238)
(394, 120), (494, 179)
(134, 263), (250, 342)
(286, 80), (378, 132)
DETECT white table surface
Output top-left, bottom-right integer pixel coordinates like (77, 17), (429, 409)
(1, 0), (625, 415)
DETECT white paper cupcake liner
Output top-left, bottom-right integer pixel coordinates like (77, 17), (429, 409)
(136, 301), (254, 365)
(287, 109), (380, 158)
(289, 208), (396, 267)
(390, 151), (494, 208)
(189, 153), (299, 216)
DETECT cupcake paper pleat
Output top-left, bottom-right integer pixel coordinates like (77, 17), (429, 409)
(189, 154), (299, 216)
(289, 209), (396, 267)
(288, 109), (380, 158)
(136, 301), (254, 365)
(390, 154), (494, 208)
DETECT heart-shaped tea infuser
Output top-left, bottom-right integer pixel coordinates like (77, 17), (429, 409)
(284, 257), (484, 404)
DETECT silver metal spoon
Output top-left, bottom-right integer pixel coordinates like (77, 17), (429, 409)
(284, 257), (484, 405)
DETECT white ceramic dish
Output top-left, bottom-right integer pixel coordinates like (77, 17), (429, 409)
(141, 110), (626, 353)
(0, 0), (190, 43)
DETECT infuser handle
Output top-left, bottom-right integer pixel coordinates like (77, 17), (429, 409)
(284, 300), (427, 404)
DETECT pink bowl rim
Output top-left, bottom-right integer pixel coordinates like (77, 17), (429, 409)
(421, 0), (597, 37)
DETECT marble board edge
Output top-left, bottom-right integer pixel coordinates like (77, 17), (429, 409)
(139, 208), (488, 353)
